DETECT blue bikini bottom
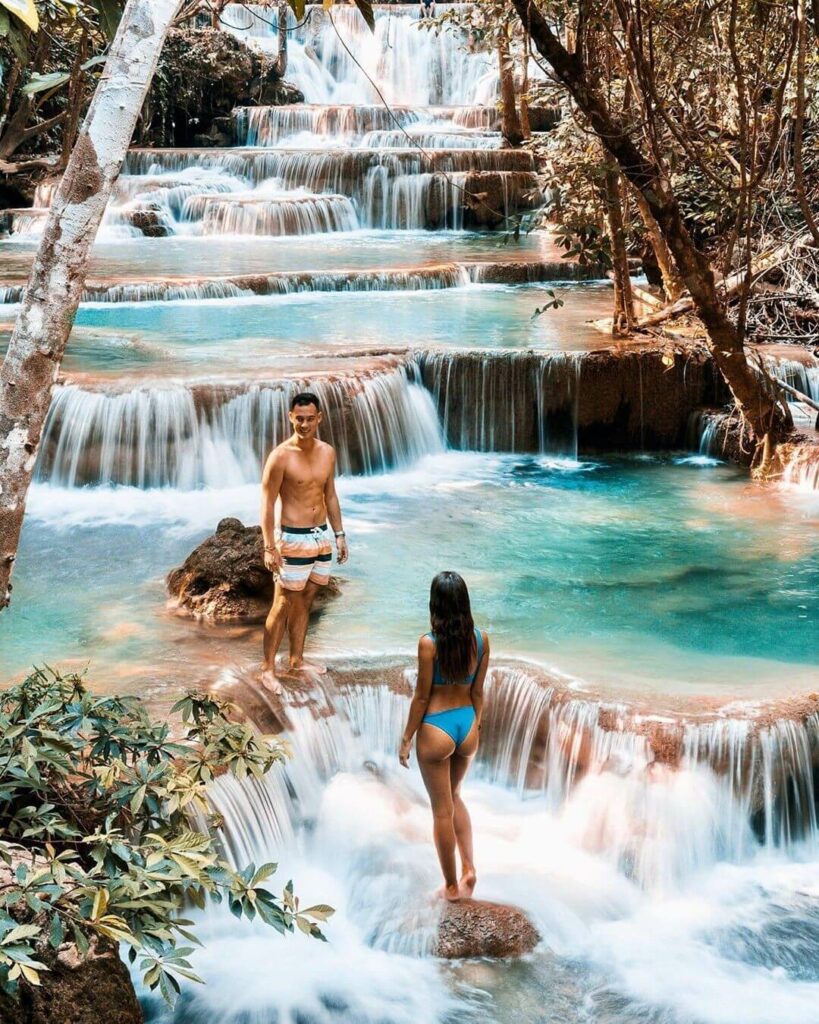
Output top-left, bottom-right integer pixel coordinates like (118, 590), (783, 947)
(422, 705), (476, 746)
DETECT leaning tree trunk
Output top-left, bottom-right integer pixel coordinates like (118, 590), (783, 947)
(498, 30), (524, 147)
(0, 0), (181, 610)
(508, 0), (787, 448)
(631, 185), (684, 302)
(603, 159), (635, 334)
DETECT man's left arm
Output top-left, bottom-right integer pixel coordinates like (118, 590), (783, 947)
(325, 450), (348, 565)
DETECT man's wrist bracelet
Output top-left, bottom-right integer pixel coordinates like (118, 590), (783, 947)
(334, 530), (345, 538)
(264, 545), (278, 552)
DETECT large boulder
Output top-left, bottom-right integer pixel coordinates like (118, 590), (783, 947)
(434, 900), (540, 959)
(139, 29), (303, 148)
(0, 937), (143, 1024)
(166, 517), (341, 622)
(0, 852), (141, 1024)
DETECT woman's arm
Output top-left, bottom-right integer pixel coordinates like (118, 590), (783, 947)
(470, 631), (490, 728)
(399, 636), (435, 767)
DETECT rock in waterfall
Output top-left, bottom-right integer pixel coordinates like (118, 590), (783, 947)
(434, 900), (540, 959)
(166, 517), (341, 622)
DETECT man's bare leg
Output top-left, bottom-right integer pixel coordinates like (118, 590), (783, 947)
(261, 584), (288, 692)
(287, 579), (326, 674)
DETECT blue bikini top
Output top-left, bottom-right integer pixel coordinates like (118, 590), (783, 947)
(426, 627), (484, 685)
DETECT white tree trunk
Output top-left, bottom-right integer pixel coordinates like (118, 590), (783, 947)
(0, 0), (180, 609)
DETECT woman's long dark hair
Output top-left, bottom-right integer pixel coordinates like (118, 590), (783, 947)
(429, 571), (475, 683)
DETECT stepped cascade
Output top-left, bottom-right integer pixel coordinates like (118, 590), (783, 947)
(1, 3), (818, 1022)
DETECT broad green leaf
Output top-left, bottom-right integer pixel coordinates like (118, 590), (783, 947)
(22, 71), (70, 96)
(0, 0), (38, 33)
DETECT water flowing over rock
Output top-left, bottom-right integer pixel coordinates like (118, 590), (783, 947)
(434, 900), (540, 959)
(167, 517), (341, 621)
(418, 345), (727, 452)
(202, 663), (819, 917)
(37, 363), (444, 487)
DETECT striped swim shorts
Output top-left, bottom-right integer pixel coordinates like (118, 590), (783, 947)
(278, 523), (332, 591)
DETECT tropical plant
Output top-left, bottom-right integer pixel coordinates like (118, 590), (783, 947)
(0, 668), (331, 1006)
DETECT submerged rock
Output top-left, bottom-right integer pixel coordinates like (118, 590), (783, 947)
(434, 899), (540, 959)
(166, 517), (341, 622)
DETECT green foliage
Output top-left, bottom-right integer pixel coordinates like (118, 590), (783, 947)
(0, 668), (331, 1006)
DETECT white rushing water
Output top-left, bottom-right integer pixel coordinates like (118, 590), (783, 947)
(138, 669), (819, 1024)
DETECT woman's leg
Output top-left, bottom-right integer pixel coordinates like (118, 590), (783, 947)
(417, 724), (459, 899)
(451, 721), (478, 896)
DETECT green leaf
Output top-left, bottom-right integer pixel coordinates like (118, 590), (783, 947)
(21, 71), (71, 96)
(49, 915), (64, 950)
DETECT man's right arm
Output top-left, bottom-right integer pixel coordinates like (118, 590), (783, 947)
(261, 451), (285, 572)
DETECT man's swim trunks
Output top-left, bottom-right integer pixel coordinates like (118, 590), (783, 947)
(278, 523), (332, 591)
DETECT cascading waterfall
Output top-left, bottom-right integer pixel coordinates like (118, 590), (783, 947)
(186, 192), (360, 236)
(416, 349), (584, 454)
(234, 104), (428, 146)
(220, 4), (503, 106)
(201, 667), (819, 941)
(37, 367), (445, 487)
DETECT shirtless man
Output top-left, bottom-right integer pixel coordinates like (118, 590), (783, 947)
(260, 392), (348, 688)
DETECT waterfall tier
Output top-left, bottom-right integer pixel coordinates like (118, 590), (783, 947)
(219, 3), (505, 107)
(33, 347), (736, 489)
(0, 261), (603, 305)
(37, 363), (444, 487)
(214, 663), (819, 882)
(233, 103), (501, 147)
(186, 193), (359, 236)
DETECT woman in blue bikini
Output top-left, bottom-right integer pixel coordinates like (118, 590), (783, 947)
(399, 571), (490, 901)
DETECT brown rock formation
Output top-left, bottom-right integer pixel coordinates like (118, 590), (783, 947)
(462, 170), (542, 228)
(166, 517), (341, 622)
(139, 29), (304, 149)
(434, 899), (540, 959)
(0, 936), (143, 1024)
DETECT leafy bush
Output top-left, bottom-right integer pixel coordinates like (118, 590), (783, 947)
(0, 668), (330, 1006)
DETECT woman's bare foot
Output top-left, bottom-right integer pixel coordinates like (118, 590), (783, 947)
(289, 658), (327, 676)
(458, 867), (477, 898)
(259, 668), (283, 695)
(437, 884), (460, 902)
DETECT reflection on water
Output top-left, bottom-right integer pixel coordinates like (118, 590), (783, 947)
(3, 453), (817, 695)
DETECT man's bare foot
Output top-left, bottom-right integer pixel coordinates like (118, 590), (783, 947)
(259, 668), (283, 695)
(437, 884), (460, 903)
(289, 659), (327, 676)
(458, 868), (477, 898)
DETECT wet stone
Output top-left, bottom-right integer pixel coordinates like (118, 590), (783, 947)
(434, 899), (540, 960)
(166, 517), (341, 622)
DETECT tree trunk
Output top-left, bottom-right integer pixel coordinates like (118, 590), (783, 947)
(508, 0), (787, 445)
(794, 0), (819, 246)
(0, 0), (181, 610)
(519, 34), (531, 138)
(631, 184), (684, 301)
(603, 159), (635, 334)
(498, 31), (524, 147)
(273, 1), (288, 79)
